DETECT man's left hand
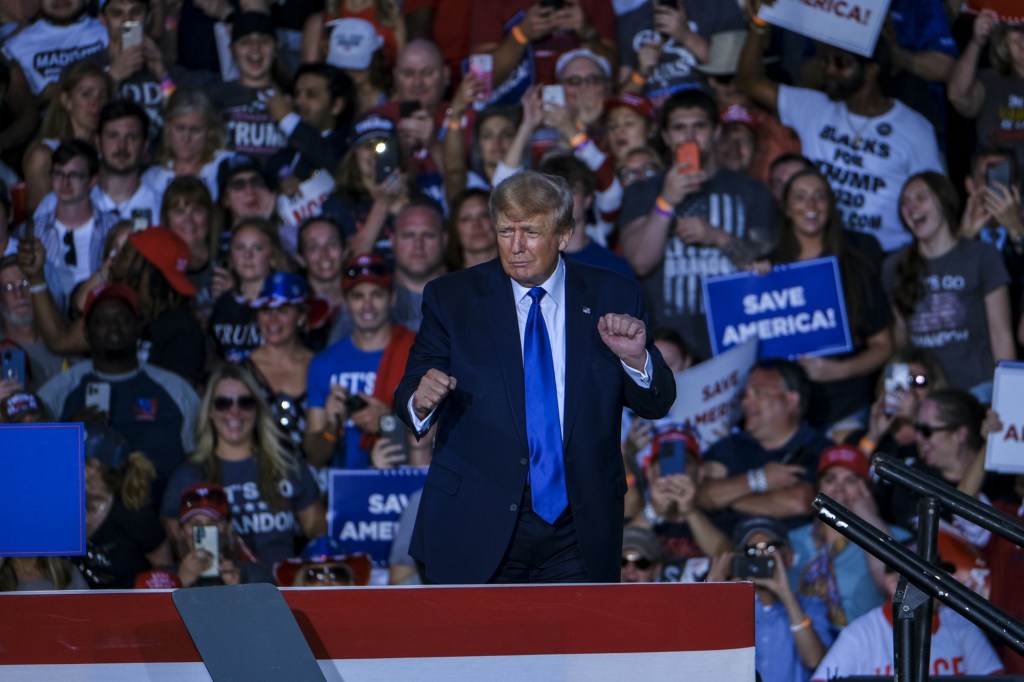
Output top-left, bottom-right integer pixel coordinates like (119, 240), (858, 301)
(598, 313), (647, 371)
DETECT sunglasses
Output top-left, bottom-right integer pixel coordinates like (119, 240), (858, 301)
(561, 74), (606, 87)
(304, 564), (353, 584)
(63, 230), (77, 267)
(710, 74), (735, 86)
(227, 175), (266, 192)
(914, 422), (957, 438)
(618, 164), (659, 184)
(621, 553), (652, 570)
(212, 394), (258, 412)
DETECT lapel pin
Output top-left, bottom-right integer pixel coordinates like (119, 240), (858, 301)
(582, 307), (591, 314)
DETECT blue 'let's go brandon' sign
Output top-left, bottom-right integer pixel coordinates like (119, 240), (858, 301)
(702, 256), (852, 359)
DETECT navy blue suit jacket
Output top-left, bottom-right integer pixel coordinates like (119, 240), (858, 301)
(394, 257), (676, 583)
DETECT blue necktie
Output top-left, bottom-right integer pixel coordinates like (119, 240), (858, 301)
(524, 287), (567, 524)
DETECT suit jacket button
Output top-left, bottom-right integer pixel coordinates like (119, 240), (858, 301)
(510, 504), (518, 512)
(520, 458), (528, 466)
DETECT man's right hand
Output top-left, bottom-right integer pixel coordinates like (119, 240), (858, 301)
(412, 368), (456, 420)
(17, 236), (46, 283)
(660, 163), (706, 206)
(761, 461), (805, 490)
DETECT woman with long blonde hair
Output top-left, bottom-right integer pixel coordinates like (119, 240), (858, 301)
(160, 364), (325, 576)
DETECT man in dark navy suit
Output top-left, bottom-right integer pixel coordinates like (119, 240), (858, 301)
(395, 171), (675, 584)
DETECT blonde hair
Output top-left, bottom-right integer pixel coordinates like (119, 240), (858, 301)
(36, 61), (114, 141)
(191, 364), (298, 508)
(0, 557), (74, 591)
(157, 88), (226, 167)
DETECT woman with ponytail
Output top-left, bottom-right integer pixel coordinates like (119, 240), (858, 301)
(77, 425), (173, 589)
(882, 172), (1015, 403)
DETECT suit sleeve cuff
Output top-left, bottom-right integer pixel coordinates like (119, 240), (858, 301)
(408, 395), (436, 435)
(621, 351), (653, 388)
(279, 112), (301, 138)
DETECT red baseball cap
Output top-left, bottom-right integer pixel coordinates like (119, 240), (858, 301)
(134, 569), (183, 589)
(651, 426), (700, 460)
(604, 93), (655, 121)
(179, 483), (230, 522)
(129, 227), (197, 297)
(720, 104), (757, 132)
(82, 282), (139, 322)
(342, 253), (392, 292)
(817, 444), (870, 480)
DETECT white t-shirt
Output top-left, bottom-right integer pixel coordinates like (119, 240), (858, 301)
(55, 217), (95, 285)
(778, 85), (944, 252)
(812, 604), (1004, 680)
(1, 17), (108, 95)
(91, 183), (162, 224)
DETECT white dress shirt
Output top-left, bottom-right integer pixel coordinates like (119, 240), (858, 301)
(409, 258), (652, 433)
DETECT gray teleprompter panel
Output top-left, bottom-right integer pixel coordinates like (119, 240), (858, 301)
(172, 583), (327, 682)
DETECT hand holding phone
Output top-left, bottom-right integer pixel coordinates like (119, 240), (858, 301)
(658, 440), (687, 476)
(376, 414), (410, 467)
(121, 20), (143, 50)
(85, 382), (112, 414)
(1, 349), (26, 386)
(675, 141), (700, 174)
(192, 525), (220, 579)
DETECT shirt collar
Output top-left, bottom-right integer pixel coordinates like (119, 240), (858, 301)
(509, 256), (566, 306)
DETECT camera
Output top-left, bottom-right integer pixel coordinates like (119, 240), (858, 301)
(344, 394), (368, 413)
(731, 555), (775, 579)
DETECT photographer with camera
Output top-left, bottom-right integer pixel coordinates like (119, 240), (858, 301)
(304, 253), (416, 469)
(707, 516), (833, 682)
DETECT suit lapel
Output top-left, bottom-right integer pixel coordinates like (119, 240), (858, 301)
(562, 261), (594, 451)
(482, 263), (528, 450)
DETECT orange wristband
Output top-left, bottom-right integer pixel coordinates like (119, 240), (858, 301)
(654, 195), (673, 217)
(751, 15), (768, 28)
(569, 132), (588, 149)
(630, 71), (646, 86)
(511, 24), (528, 45)
(321, 428), (338, 443)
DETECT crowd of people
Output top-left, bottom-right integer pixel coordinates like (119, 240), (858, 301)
(1, 0), (1023, 677)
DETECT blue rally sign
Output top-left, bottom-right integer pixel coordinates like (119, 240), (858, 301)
(328, 467), (427, 567)
(0, 423), (85, 556)
(703, 256), (853, 359)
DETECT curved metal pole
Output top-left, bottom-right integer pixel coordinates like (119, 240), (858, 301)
(812, 492), (1024, 657)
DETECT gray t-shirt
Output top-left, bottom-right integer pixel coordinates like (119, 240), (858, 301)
(882, 239), (1009, 391)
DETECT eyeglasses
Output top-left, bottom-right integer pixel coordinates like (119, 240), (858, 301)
(561, 74), (606, 87)
(914, 422), (957, 438)
(304, 563), (353, 584)
(2, 279), (30, 294)
(618, 164), (659, 184)
(345, 262), (389, 280)
(51, 169), (89, 182)
(621, 553), (652, 570)
(744, 541), (783, 557)
(212, 394), (258, 412)
(227, 175), (266, 192)
(63, 231), (77, 267)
